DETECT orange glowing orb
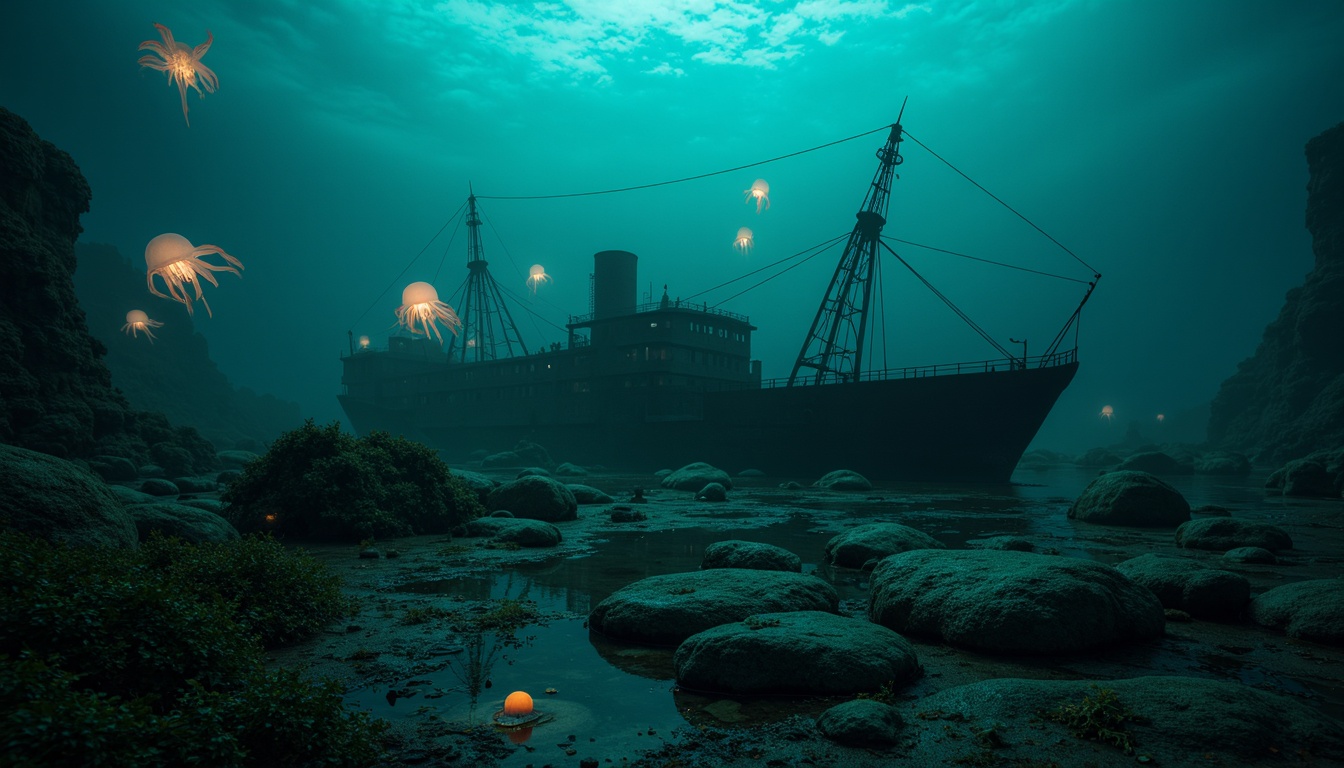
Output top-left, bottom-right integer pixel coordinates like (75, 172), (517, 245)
(503, 691), (533, 717)
(263, 513), (278, 524)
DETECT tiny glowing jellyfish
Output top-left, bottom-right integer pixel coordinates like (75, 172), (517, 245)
(1099, 405), (1114, 422)
(734, 227), (754, 255)
(395, 281), (462, 344)
(1156, 413), (1165, 424)
(145, 233), (243, 318)
(358, 335), (371, 350)
(137, 23), (219, 126)
(526, 264), (552, 294)
(744, 179), (770, 213)
(121, 309), (163, 343)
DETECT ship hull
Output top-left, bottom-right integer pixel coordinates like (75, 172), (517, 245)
(339, 361), (1076, 482)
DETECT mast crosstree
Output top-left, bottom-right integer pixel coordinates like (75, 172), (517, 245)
(449, 192), (529, 363)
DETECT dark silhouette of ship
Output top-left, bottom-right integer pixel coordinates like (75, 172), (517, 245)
(339, 119), (1095, 481)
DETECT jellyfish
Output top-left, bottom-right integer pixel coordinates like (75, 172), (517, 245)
(733, 226), (754, 255)
(744, 179), (770, 213)
(138, 23), (219, 126)
(395, 281), (462, 343)
(145, 233), (243, 318)
(121, 309), (163, 343)
(1156, 413), (1165, 424)
(526, 264), (552, 294)
(1099, 405), (1114, 422)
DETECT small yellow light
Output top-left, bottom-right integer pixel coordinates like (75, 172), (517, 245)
(503, 691), (533, 717)
(359, 335), (370, 349)
(263, 513), (278, 524)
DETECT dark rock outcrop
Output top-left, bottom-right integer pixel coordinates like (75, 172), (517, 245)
(124, 501), (240, 544)
(701, 540), (801, 572)
(1175, 517), (1293, 552)
(661, 462), (732, 491)
(1115, 553), (1250, 619)
(822, 522), (945, 568)
(0, 443), (137, 548)
(485, 475), (578, 522)
(1068, 470), (1191, 527)
(1208, 122), (1344, 463)
(816, 699), (904, 746)
(465, 517), (563, 548)
(1249, 579), (1344, 645)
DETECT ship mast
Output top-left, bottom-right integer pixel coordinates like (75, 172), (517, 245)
(788, 114), (904, 386)
(448, 191), (529, 363)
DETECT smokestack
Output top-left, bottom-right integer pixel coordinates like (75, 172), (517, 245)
(592, 250), (637, 319)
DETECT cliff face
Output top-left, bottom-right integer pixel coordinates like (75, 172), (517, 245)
(0, 108), (213, 471)
(73, 243), (302, 449)
(1208, 122), (1344, 463)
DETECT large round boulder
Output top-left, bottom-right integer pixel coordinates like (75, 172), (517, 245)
(1117, 451), (1190, 474)
(0, 443), (137, 548)
(1175, 517), (1292, 552)
(868, 549), (1164, 654)
(486, 475), (577, 522)
(451, 469), (497, 504)
(813, 470), (872, 491)
(124, 502), (240, 544)
(1115, 554), (1250, 619)
(465, 517), (562, 548)
(588, 569), (837, 645)
(566, 484), (613, 504)
(1249, 580), (1344, 645)
(661, 462), (732, 491)
(673, 611), (919, 695)
(1068, 470), (1190, 527)
(822, 522), (945, 568)
(1194, 451), (1251, 476)
(1282, 459), (1337, 498)
(816, 700), (904, 746)
(702, 540), (801, 572)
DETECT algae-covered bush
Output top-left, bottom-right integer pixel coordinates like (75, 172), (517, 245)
(1046, 685), (1142, 753)
(0, 530), (385, 766)
(221, 420), (483, 541)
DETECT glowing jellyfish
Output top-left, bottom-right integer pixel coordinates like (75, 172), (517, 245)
(744, 179), (770, 213)
(121, 309), (163, 343)
(526, 264), (552, 294)
(137, 23), (219, 126)
(145, 233), (243, 318)
(395, 281), (462, 343)
(1099, 405), (1114, 422)
(1156, 413), (1165, 424)
(733, 227), (754, 255)
(358, 335), (371, 350)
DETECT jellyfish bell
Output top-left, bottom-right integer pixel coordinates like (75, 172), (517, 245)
(120, 309), (164, 343)
(744, 179), (771, 213)
(358, 335), (371, 350)
(137, 23), (219, 126)
(145, 233), (243, 318)
(526, 264), (552, 294)
(733, 226), (754, 255)
(395, 281), (462, 344)
(1156, 413), (1165, 423)
(1099, 405), (1114, 422)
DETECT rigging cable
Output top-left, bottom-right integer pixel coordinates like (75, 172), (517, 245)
(883, 237), (1089, 283)
(880, 240), (1012, 359)
(348, 197), (468, 330)
(683, 233), (849, 303)
(711, 237), (847, 307)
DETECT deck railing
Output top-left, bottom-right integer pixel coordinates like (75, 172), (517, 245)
(759, 348), (1078, 388)
(568, 300), (749, 326)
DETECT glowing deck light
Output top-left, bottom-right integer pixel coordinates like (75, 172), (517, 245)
(137, 23), (218, 126)
(1099, 405), (1114, 422)
(527, 264), (552, 294)
(744, 179), (770, 213)
(121, 309), (163, 342)
(734, 227), (754, 255)
(145, 233), (243, 318)
(358, 334), (370, 349)
(395, 281), (462, 344)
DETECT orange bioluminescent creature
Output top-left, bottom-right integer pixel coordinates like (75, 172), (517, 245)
(145, 233), (243, 317)
(1099, 405), (1114, 422)
(138, 23), (218, 126)
(526, 264), (552, 294)
(734, 227), (754, 255)
(744, 179), (770, 213)
(121, 309), (163, 342)
(395, 282), (462, 343)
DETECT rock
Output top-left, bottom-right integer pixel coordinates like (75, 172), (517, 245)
(967, 535), (1037, 552)
(912, 676), (1344, 764)
(87, 455), (138, 481)
(1222, 546), (1277, 564)
(216, 469), (242, 486)
(555, 462), (588, 476)
(609, 507), (647, 523)
(171, 475), (217, 494)
(673, 611), (919, 695)
(138, 478), (180, 497)
(588, 569), (838, 645)
(778, 481), (803, 490)
(105, 484), (157, 506)
(1283, 458), (1338, 497)
(516, 466), (551, 478)
(695, 482), (727, 501)
(1076, 447), (1122, 466)
(822, 522), (945, 568)
(465, 517), (563, 548)
(815, 700), (904, 746)
(1249, 580), (1344, 645)
(868, 549), (1164, 654)
(216, 449), (260, 468)
(175, 498), (226, 514)
(508, 440), (553, 468)
(1115, 554), (1250, 619)
(1193, 504), (1232, 516)
(124, 501), (240, 544)
(1067, 470), (1190, 527)
(566, 484), (613, 504)
(1175, 517), (1293, 552)
(661, 462), (732, 491)
(138, 464), (166, 478)
(736, 469), (765, 477)
(0, 444), (137, 548)
(1194, 451), (1252, 476)
(813, 470), (873, 490)
(1117, 451), (1191, 474)
(653, 469), (673, 478)
(701, 540), (801, 572)
(489, 509), (514, 518)
(486, 476), (578, 522)
(451, 469), (497, 504)
(481, 451), (523, 468)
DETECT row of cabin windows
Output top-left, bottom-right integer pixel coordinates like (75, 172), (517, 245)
(623, 345), (745, 371)
(687, 321), (747, 342)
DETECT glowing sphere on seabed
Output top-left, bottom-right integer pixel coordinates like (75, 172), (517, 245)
(734, 227), (754, 255)
(1099, 405), (1114, 422)
(502, 691), (533, 717)
(394, 281), (462, 344)
(744, 178), (771, 213)
(121, 309), (164, 343)
(137, 23), (218, 126)
(526, 264), (552, 294)
(145, 233), (243, 318)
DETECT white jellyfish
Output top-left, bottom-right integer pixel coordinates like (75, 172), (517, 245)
(121, 309), (163, 343)
(137, 23), (219, 127)
(395, 281), (462, 344)
(526, 264), (552, 294)
(1099, 405), (1114, 422)
(744, 179), (770, 213)
(145, 233), (243, 318)
(733, 226), (754, 255)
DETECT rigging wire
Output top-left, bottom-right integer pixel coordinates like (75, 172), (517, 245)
(683, 233), (849, 302)
(431, 206), (467, 285)
(474, 125), (892, 200)
(879, 240), (1011, 359)
(882, 237), (1089, 284)
(478, 204), (548, 342)
(901, 130), (1100, 277)
(348, 198), (468, 330)
(712, 237), (846, 307)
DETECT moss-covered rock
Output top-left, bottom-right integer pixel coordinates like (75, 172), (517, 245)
(1249, 579), (1344, 645)
(702, 540), (801, 572)
(822, 522), (945, 568)
(1068, 470), (1190, 527)
(1115, 553), (1250, 619)
(0, 443), (136, 548)
(1175, 517), (1293, 552)
(486, 475), (578, 522)
(125, 502), (240, 544)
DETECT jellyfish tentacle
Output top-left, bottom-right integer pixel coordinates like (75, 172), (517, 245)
(191, 31), (214, 61)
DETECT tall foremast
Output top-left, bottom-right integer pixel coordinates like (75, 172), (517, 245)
(449, 191), (529, 363)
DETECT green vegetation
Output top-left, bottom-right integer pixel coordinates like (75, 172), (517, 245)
(743, 615), (782, 630)
(0, 529), (384, 766)
(1045, 686), (1142, 754)
(221, 420), (484, 541)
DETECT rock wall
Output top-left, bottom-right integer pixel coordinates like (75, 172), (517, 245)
(1207, 122), (1344, 463)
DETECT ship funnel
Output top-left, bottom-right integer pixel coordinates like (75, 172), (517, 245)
(593, 250), (637, 319)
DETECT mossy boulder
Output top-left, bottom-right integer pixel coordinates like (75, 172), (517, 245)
(487, 475), (578, 522)
(125, 502), (240, 544)
(1068, 470), (1191, 527)
(0, 443), (137, 548)
(661, 462), (732, 491)
(566, 484), (613, 504)
(1115, 554), (1250, 619)
(701, 540), (801, 572)
(1175, 517), (1293, 552)
(464, 517), (562, 548)
(822, 522), (945, 568)
(813, 469), (873, 490)
(816, 699), (904, 746)
(1117, 451), (1191, 474)
(1249, 580), (1344, 645)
